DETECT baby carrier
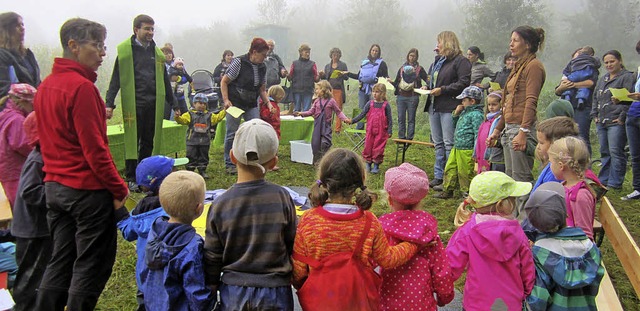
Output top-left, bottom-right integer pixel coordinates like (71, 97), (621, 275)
(358, 59), (383, 94)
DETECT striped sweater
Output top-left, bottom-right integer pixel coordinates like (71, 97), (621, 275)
(292, 206), (418, 289)
(526, 227), (604, 311)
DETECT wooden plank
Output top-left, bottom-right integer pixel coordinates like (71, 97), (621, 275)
(0, 184), (13, 223)
(392, 138), (435, 147)
(598, 196), (640, 297)
(596, 263), (624, 310)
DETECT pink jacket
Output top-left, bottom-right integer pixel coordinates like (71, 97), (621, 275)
(0, 100), (31, 182)
(299, 98), (348, 123)
(379, 210), (454, 311)
(446, 214), (535, 311)
(475, 118), (492, 173)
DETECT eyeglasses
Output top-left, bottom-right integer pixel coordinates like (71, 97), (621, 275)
(82, 41), (107, 52)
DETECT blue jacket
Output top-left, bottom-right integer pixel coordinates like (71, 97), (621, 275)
(117, 206), (167, 288)
(142, 216), (215, 311)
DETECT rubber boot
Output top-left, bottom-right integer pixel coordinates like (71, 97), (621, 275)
(198, 167), (209, 179)
(366, 162), (372, 172)
(371, 163), (380, 174)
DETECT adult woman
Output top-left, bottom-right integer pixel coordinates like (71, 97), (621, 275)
(213, 50), (233, 101)
(390, 48), (428, 140)
(424, 31), (471, 187)
(0, 12), (40, 104)
(488, 26), (546, 184)
(321, 47), (348, 133)
(288, 44), (319, 112)
(161, 45), (173, 70)
(467, 46), (494, 87)
(624, 41), (640, 200)
(590, 50), (635, 189)
(347, 44), (389, 130)
(492, 52), (517, 90)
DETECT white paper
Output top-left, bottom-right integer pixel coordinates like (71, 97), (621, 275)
(0, 289), (14, 310)
(413, 88), (431, 95)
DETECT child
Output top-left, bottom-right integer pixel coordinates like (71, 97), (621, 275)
(116, 155), (188, 311)
(11, 112), (50, 311)
(524, 182), (604, 311)
(533, 116), (579, 192)
(0, 83), (37, 208)
(168, 57), (192, 114)
(475, 91), (502, 173)
(561, 46), (600, 110)
(434, 86), (485, 199)
(260, 85), (285, 171)
(351, 83), (393, 174)
(295, 80), (350, 164)
(204, 119), (297, 310)
(175, 93), (226, 179)
(379, 163), (454, 311)
(548, 136), (596, 240)
(292, 148), (419, 311)
(447, 171), (535, 311)
(142, 170), (215, 310)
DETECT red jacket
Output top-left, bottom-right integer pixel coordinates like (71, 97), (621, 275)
(35, 58), (127, 200)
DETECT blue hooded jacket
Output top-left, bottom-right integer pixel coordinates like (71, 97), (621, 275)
(142, 216), (215, 311)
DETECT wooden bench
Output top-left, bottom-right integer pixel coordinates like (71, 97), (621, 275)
(392, 138), (435, 165)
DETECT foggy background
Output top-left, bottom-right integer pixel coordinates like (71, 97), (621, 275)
(4, 0), (640, 90)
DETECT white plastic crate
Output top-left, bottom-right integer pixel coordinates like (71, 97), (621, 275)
(290, 140), (313, 165)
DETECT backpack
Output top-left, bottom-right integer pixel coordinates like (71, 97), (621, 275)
(358, 59), (383, 85)
(398, 65), (421, 91)
(292, 212), (381, 311)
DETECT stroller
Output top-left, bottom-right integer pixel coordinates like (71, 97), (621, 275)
(189, 69), (221, 136)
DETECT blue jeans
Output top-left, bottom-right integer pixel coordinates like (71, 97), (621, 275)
(219, 284), (293, 311)
(224, 107), (260, 168)
(429, 106), (454, 180)
(596, 123), (627, 188)
(574, 107), (592, 155)
(627, 115), (640, 191)
(396, 95), (419, 140)
(356, 90), (371, 130)
(293, 92), (313, 112)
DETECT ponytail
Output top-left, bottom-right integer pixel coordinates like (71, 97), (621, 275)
(308, 181), (330, 207)
(354, 186), (377, 210)
(536, 28), (545, 52)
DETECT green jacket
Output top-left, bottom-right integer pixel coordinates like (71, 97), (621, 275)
(452, 103), (484, 149)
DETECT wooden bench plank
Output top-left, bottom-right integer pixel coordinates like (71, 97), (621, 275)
(596, 263), (624, 310)
(598, 196), (640, 297)
(0, 184), (13, 224)
(392, 139), (435, 165)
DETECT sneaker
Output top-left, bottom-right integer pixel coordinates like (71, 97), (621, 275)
(429, 178), (443, 188)
(434, 191), (453, 199)
(621, 190), (640, 200)
(225, 166), (237, 175)
(432, 184), (444, 192)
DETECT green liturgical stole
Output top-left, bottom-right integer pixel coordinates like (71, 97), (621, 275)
(117, 39), (166, 160)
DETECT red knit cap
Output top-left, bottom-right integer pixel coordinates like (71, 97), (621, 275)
(9, 83), (37, 102)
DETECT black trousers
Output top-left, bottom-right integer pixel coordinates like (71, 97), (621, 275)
(125, 105), (157, 180)
(186, 144), (210, 171)
(13, 236), (52, 311)
(35, 182), (117, 311)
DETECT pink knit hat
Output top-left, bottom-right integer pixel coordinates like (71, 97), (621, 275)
(384, 163), (429, 205)
(9, 83), (37, 102)
(173, 57), (184, 66)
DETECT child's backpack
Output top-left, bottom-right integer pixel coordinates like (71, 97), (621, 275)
(358, 59), (383, 85)
(293, 213), (381, 311)
(398, 65), (420, 91)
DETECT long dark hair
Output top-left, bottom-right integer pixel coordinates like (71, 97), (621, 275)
(468, 46), (485, 61)
(512, 26), (545, 54)
(368, 43), (381, 60)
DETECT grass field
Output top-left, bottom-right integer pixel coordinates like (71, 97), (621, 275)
(97, 81), (640, 310)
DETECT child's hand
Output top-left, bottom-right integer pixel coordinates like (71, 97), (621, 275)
(388, 133), (392, 138)
(454, 104), (464, 115)
(345, 118), (351, 124)
(293, 111), (300, 116)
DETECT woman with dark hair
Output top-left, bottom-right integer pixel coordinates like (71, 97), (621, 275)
(467, 46), (494, 87)
(488, 26), (546, 185)
(591, 50), (635, 189)
(390, 48), (428, 140)
(623, 41), (640, 200)
(346, 44), (389, 130)
(491, 52), (517, 90)
(424, 31), (472, 187)
(321, 47), (348, 133)
(287, 44), (319, 112)
(214, 50), (234, 86)
(0, 12), (40, 105)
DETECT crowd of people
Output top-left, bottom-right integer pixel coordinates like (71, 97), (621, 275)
(1, 8), (640, 311)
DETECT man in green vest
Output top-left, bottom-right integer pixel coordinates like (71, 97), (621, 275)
(105, 14), (177, 191)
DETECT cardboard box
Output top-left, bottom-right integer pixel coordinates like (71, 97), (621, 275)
(290, 140), (313, 165)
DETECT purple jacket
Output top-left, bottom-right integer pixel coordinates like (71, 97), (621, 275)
(446, 214), (535, 311)
(0, 100), (31, 182)
(299, 98), (348, 123)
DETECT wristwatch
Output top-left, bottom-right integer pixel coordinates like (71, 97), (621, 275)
(519, 127), (531, 133)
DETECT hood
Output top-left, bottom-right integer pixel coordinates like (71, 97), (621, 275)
(468, 219), (525, 262)
(379, 210), (438, 246)
(145, 216), (196, 270)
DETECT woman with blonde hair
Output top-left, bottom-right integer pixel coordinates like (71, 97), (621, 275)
(425, 31), (472, 188)
(0, 12), (40, 104)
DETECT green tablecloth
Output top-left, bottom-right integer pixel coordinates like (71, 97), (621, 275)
(107, 120), (188, 170)
(212, 116), (314, 147)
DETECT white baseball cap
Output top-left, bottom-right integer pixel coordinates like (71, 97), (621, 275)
(232, 119), (279, 173)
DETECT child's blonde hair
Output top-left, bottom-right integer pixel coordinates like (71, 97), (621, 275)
(454, 196), (516, 227)
(372, 83), (387, 101)
(268, 85), (285, 103)
(548, 136), (590, 179)
(314, 80), (333, 99)
(159, 171), (206, 223)
(308, 148), (378, 210)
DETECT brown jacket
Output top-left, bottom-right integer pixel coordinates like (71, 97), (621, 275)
(499, 58), (546, 130)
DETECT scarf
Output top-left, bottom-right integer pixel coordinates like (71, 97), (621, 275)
(429, 56), (446, 89)
(502, 53), (536, 107)
(486, 111), (501, 121)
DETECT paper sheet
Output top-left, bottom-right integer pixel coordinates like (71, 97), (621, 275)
(413, 88), (431, 95)
(377, 77), (395, 90)
(609, 88), (633, 102)
(489, 82), (502, 91)
(226, 106), (244, 118)
(0, 289), (14, 310)
(329, 70), (342, 79)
